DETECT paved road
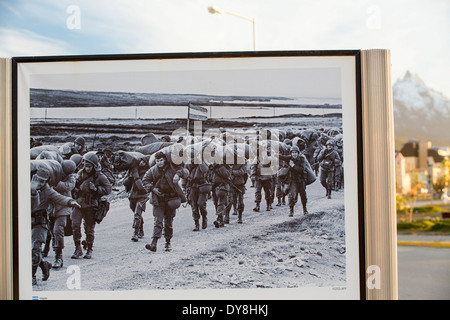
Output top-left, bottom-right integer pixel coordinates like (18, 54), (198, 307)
(397, 244), (450, 300)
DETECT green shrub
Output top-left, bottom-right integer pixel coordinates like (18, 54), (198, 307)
(397, 219), (450, 232)
(397, 221), (433, 230)
(413, 206), (446, 213)
(430, 220), (450, 232)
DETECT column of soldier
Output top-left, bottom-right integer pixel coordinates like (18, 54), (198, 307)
(30, 129), (343, 285)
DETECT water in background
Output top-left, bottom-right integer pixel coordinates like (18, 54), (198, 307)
(30, 103), (341, 120)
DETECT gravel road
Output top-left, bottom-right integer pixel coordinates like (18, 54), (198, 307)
(33, 178), (348, 296)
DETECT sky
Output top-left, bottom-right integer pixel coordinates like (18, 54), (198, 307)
(29, 67), (343, 99)
(1, 0), (449, 98)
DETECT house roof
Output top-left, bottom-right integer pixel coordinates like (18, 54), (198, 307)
(395, 151), (405, 160)
(399, 140), (449, 163)
(399, 140), (419, 157)
(428, 147), (448, 163)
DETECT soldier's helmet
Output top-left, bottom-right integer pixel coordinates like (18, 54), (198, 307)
(74, 136), (86, 147)
(70, 154), (83, 167)
(83, 151), (99, 168)
(290, 146), (300, 153)
(35, 168), (50, 181)
(61, 160), (77, 176)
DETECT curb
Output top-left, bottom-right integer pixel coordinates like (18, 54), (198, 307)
(398, 241), (450, 248)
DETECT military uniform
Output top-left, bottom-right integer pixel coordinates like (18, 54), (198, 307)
(225, 163), (247, 224)
(250, 159), (274, 212)
(71, 152), (112, 259)
(275, 143), (292, 206)
(210, 164), (231, 228)
(31, 168), (78, 284)
(143, 157), (188, 251)
(317, 141), (341, 199)
(334, 141), (344, 190)
(124, 160), (149, 241)
(279, 147), (309, 216)
(185, 162), (210, 231)
(50, 160), (77, 268)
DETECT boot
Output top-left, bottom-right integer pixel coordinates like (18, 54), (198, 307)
(213, 215), (224, 228)
(276, 198), (282, 206)
(132, 218), (140, 241)
(32, 265), (38, 285)
(213, 216), (220, 228)
(202, 216), (208, 229)
(40, 260), (52, 281)
(253, 203), (260, 212)
(223, 214), (230, 224)
(138, 220), (144, 239)
(327, 188), (332, 199)
(289, 206), (294, 217)
(145, 237), (158, 252)
(282, 197), (286, 206)
(71, 241), (83, 259)
(192, 220), (200, 232)
(84, 243), (93, 259)
(266, 201), (272, 211)
(303, 204), (309, 215)
(164, 239), (172, 252)
(131, 229), (139, 242)
(52, 248), (63, 269)
(237, 211), (243, 224)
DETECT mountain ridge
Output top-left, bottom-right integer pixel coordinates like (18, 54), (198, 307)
(393, 71), (450, 150)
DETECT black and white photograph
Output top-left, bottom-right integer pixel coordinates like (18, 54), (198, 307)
(15, 52), (362, 299)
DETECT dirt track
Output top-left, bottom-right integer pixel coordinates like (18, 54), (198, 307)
(33, 178), (347, 295)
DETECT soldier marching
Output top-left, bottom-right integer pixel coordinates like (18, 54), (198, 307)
(29, 126), (344, 285)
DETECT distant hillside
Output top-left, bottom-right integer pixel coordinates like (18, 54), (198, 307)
(393, 71), (450, 149)
(29, 89), (341, 109)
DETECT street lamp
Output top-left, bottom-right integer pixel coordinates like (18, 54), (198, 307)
(208, 6), (256, 51)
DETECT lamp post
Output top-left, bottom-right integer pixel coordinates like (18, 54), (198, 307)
(208, 6), (256, 51)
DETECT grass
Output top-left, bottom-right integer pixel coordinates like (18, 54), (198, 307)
(397, 205), (450, 233)
(410, 206), (447, 213)
(397, 218), (450, 233)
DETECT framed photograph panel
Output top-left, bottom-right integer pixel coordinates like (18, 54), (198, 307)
(12, 51), (366, 300)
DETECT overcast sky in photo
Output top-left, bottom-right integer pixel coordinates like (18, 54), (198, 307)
(29, 67), (343, 99)
(1, 0), (449, 97)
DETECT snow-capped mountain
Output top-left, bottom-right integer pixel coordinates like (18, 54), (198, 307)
(393, 71), (450, 148)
